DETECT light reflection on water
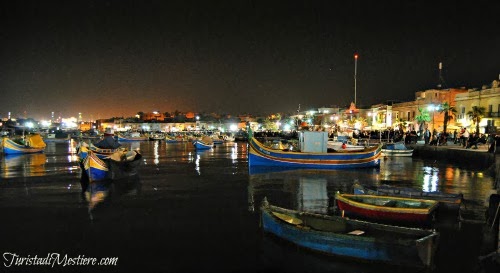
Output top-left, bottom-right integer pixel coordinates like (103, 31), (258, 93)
(0, 141), (496, 206)
(0, 140), (497, 272)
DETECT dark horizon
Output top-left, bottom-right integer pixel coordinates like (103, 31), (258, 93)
(1, 0), (499, 120)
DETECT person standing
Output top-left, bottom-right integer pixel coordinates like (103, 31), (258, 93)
(424, 128), (431, 144)
(462, 127), (470, 147)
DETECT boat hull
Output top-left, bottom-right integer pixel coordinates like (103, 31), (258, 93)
(2, 138), (45, 155)
(354, 184), (463, 212)
(248, 137), (382, 169)
(80, 150), (142, 182)
(261, 201), (438, 268)
(381, 149), (413, 157)
(335, 193), (438, 227)
(193, 140), (213, 150)
(381, 142), (413, 157)
(83, 151), (109, 181)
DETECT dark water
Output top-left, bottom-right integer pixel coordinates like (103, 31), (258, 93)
(0, 140), (498, 273)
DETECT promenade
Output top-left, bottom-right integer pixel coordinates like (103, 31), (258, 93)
(407, 140), (496, 169)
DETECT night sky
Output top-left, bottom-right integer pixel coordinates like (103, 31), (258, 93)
(1, 0), (499, 120)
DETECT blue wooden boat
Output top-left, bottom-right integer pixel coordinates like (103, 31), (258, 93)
(1, 134), (46, 155)
(381, 142), (413, 157)
(260, 198), (439, 268)
(193, 139), (213, 150)
(77, 136), (123, 159)
(248, 131), (382, 169)
(80, 149), (142, 182)
(82, 150), (109, 181)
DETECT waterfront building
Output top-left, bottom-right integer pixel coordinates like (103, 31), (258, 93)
(455, 80), (500, 134)
(370, 88), (468, 133)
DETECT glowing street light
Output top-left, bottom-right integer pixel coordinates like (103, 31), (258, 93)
(354, 53), (358, 106)
(427, 104), (440, 132)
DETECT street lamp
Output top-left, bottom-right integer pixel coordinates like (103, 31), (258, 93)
(354, 53), (358, 106)
(427, 104), (440, 133)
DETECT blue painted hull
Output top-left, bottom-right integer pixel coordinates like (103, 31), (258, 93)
(261, 202), (438, 268)
(248, 137), (381, 169)
(2, 138), (45, 155)
(83, 152), (109, 181)
(193, 140), (213, 150)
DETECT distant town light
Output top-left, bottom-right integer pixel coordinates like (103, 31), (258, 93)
(230, 124), (238, 131)
(40, 120), (51, 127)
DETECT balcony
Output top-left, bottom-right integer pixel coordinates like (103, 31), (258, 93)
(485, 112), (500, 118)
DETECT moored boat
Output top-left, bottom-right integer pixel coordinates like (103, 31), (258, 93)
(165, 134), (186, 143)
(80, 149), (142, 182)
(353, 183), (463, 212)
(1, 134), (46, 155)
(149, 132), (165, 141)
(82, 150), (109, 181)
(335, 192), (439, 227)
(43, 131), (71, 143)
(193, 138), (214, 150)
(248, 131), (382, 169)
(381, 142), (414, 157)
(106, 149), (143, 179)
(260, 198), (439, 268)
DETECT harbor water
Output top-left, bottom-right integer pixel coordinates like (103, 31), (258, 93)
(0, 140), (498, 273)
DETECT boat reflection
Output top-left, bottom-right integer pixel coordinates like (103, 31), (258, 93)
(248, 167), (360, 214)
(81, 174), (142, 211)
(1, 153), (47, 178)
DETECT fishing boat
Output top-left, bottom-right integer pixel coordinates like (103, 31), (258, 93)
(193, 140), (213, 150)
(82, 150), (109, 181)
(43, 131), (71, 143)
(381, 142), (414, 157)
(353, 183), (463, 212)
(77, 136), (124, 159)
(248, 131), (382, 169)
(1, 134), (46, 155)
(335, 192), (439, 227)
(165, 134), (186, 143)
(81, 149), (142, 182)
(260, 198), (439, 268)
(149, 132), (165, 141)
(193, 136), (214, 150)
(106, 149), (143, 179)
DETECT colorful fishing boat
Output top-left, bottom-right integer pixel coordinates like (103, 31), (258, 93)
(248, 131), (382, 169)
(260, 198), (439, 268)
(193, 140), (213, 150)
(80, 149), (142, 182)
(1, 134), (46, 155)
(193, 136), (214, 150)
(165, 135), (185, 143)
(381, 142), (414, 157)
(335, 192), (439, 227)
(149, 132), (165, 141)
(82, 150), (109, 181)
(77, 136), (123, 159)
(353, 183), (463, 212)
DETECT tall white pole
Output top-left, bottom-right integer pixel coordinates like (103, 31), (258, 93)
(354, 54), (358, 106)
